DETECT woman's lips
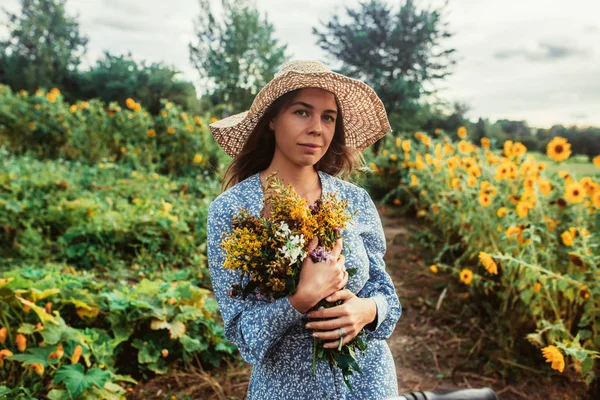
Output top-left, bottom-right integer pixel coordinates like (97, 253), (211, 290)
(298, 144), (321, 153)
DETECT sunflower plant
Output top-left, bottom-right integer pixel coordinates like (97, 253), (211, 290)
(372, 130), (600, 384)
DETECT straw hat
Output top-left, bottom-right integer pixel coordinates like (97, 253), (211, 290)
(209, 60), (392, 158)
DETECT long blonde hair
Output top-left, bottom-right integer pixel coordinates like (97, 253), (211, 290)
(220, 89), (364, 193)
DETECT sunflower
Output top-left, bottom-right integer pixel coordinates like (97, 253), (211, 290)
(396, 137), (402, 147)
(579, 285), (591, 300)
(593, 191), (600, 209)
(467, 176), (477, 187)
(533, 282), (541, 293)
(511, 142), (527, 157)
(503, 140), (513, 157)
(478, 251), (498, 274)
(560, 230), (574, 246)
(541, 345), (565, 373)
(429, 264), (438, 274)
(410, 174), (419, 187)
(402, 140), (411, 152)
(497, 207), (508, 217)
(457, 126), (467, 138)
(579, 177), (595, 195)
(516, 201), (533, 218)
(451, 178), (461, 189)
(457, 140), (473, 154)
(565, 182), (586, 203)
(147, 129), (156, 137)
(537, 178), (552, 195)
(546, 137), (571, 162)
(415, 154), (425, 170)
(481, 138), (490, 149)
(594, 155), (600, 168)
(479, 193), (491, 207)
(459, 269), (473, 285)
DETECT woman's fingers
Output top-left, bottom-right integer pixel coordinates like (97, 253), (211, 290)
(329, 238), (343, 260)
(326, 288), (353, 303)
(310, 325), (355, 347)
(322, 333), (354, 349)
(306, 236), (319, 253)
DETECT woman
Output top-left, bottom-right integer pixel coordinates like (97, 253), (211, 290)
(207, 60), (401, 399)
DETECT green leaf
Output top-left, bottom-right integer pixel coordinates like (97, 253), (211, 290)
(18, 322), (37, 334)
(9, 346), (55, 367)
(579, 329), (592, 341)
(519, 289), (533, 304)
(180, 334), (208, 353)
(47, 389), (70, 400)
(53, 364), (111, 398)
(132, 339), (159, 364)
(39, 316), (85, 345)
(582, 357), (594, 375)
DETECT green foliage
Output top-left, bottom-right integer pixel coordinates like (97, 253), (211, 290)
(53, 364), (111, 398)
(0, 264), (234, 397)
(75, 52), (202, 115)
(0, 0), (88, 93)
(0, 151), (220, 273)
(189, 0), (289, 114)
(0, 84), (230, 175)
(366, 130), (600, 383)
(313, 0), (456, 121)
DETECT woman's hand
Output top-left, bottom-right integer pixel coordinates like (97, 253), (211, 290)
(304, 289), (377, 348)
(289, 238), (348, 313)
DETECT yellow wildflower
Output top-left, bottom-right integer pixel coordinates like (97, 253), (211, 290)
(459, 269), (473, 285)
(478, 251), (498, 275)
(541, 345), (564, 373)
(546, 137), (571, 162)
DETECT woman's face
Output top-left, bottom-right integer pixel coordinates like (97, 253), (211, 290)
(268, 87), (338, 168)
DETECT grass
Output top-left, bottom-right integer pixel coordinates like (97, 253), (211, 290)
(529, 151), (600, 177)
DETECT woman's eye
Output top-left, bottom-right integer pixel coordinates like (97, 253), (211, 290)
(295, 109), (308, 116)
(324, 115), (335, 123)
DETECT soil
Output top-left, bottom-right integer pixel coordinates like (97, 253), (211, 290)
(129, 207), (595, 400)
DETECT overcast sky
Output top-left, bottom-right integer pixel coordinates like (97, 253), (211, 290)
(2, 0), (599, 128)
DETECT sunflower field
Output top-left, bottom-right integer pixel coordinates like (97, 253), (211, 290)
(2, 80), (600, 396)
(369, 129), (600, 384)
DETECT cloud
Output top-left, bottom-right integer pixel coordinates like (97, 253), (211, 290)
(584, 25), (599, 33)
(493, 40), (588, 62)
(570, 112), (589, 120)
(88, 16), (150, 33)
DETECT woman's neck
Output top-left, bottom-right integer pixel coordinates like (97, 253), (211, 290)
(260, 156), (319, 187)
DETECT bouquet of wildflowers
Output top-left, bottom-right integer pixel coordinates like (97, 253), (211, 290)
(220, 172), (367, 389)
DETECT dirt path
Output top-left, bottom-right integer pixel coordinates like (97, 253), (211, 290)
(380, 207), (592, 400)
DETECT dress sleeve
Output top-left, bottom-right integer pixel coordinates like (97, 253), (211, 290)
(207, 197), (305, 366)
(355, 188), (402, 341)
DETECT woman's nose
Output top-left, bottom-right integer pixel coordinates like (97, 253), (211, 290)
(309, 117), (323, 136)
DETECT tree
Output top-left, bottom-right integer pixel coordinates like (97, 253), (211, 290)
(474, 118), (486, 142)
(313, 0), (456, 121)
(75, 52), (200, 114)
(189, 0), (289, 114)
(0, 0), (88, 92)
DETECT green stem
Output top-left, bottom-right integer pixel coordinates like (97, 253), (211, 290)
(494, 254), (584, 288)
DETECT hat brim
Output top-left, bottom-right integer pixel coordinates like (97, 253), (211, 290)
(209, 70), (392, 158)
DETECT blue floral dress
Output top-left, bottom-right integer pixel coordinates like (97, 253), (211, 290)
(207, 170), (402, 400)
